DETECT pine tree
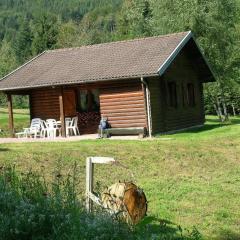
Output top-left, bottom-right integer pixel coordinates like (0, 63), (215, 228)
(117, 0), (153, 39)
(31, 13), (60, 55)
(13, 19), (33, 64)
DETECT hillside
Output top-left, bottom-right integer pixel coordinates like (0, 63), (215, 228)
(0, 115), (240, 238)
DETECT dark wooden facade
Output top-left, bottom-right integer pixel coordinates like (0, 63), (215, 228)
(30, 88), (60, 119)
(149, 48), (205, 134)
(99, 81), (146, 128)
(28, 80), (147, 134)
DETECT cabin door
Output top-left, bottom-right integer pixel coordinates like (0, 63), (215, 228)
(76, 89), (101, 134)
(63, 89), (77, 117)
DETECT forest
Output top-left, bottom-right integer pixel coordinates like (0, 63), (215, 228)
(0, 0), (239, 120)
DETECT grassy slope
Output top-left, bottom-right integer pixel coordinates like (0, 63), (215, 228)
(0, 113), (239, 239)
(0, 108), (30, 136)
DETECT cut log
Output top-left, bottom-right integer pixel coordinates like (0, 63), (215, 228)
(101, 182), (147, 224)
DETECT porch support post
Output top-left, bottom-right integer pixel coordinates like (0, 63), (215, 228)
(7, 93), (14, 137)
(59, 87), (66, 137)
(141, 77), (152, 137)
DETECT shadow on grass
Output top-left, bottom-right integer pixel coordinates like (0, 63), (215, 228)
(0, 148), (10, 152)
(164, 117), (240, 136)
(186, 124), (223, 133)
(136, 216), (202, 240)
(164, 123), (224, 136)
(207, 117), (240, 125)
(228, 118), (240, 125)
(206, 118), (222, 123)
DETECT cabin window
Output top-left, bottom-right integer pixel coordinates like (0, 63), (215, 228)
(187, 83), (195, 107)
(91, 89), (100, 111)
(168, 82), (177, 108)
(77, 89), (100, 112)
(78, 90), (87, 112)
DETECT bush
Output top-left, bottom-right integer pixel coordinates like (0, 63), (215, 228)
(0, 166), (202, 240)
(0, 166), (133, 240)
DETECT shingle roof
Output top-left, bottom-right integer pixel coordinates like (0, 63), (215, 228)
(0, 31), (212, 91)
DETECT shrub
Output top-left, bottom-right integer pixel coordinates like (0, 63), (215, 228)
(0, 166), (202, 240)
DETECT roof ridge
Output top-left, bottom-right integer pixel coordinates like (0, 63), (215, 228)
(47, 31), (191, 53)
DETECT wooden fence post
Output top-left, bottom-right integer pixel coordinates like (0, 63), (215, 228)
(85, 157), (115, 212)
(86, 157), (93, 212)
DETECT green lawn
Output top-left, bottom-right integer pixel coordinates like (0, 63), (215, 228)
(0, 111), (240, 239)
(0, 108), (30, 136)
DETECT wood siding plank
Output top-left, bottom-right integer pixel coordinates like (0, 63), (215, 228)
(100, 82), (146, 129)
(30, 88), (60, 120)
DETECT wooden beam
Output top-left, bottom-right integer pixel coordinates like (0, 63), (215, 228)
(29, 94), (33, 121)
(59, 88), (66, 137)
(141, 82), (148, 129)
(7, 93), (14, 137)
(141, 77), (152, 137)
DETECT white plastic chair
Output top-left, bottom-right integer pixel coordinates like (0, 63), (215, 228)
(46, 119), (59, 139)
(65, 118), (71, 136)
(40, 120), (48, 138)
(65, 117), (71, 129)
(23, 118), (42, 138)
(66, 116), (80, 136)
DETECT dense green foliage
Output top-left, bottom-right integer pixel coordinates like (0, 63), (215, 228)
(0, 166), (132, 240)
(0, 166), (202, 240)
(0, 0), (239, 115)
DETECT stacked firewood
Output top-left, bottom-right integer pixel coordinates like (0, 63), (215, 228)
(101, 182), (147, 224)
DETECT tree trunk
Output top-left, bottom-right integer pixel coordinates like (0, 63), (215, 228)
(221, 97), (229, 121)
(231, 104), (236, 116)
(216, 98), (224, 122)
(214, 103), (221, 119)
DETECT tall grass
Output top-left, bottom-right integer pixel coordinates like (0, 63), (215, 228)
(0, 165), (201, 240)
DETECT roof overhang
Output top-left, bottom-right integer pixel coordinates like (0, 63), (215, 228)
(157, 31), (216, 82)
(0, 73), (159, 92)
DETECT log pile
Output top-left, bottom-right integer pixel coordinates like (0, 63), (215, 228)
(101, 181), (147, 224)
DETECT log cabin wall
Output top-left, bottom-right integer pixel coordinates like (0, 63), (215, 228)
(149, 49), (205, 134)
(99, 81), (147, 128)
(30, 88), (60, 120)
(147, 76), (165, 133)
(29, 80), (147, 132)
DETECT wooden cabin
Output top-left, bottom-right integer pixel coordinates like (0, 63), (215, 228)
(0, 31), (215, 137)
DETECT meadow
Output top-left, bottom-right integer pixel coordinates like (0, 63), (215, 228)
(0, 108), (30, 137)
(0, 109), (240, 239)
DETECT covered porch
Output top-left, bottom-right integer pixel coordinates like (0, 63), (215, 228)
(5, 79), (148, 139)
(5, 84), (101, 138)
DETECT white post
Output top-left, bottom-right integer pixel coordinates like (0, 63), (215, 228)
(86, 157), (93, 212)
(141, 77), (152, 137)
(85, 157), (115, 212)
(145, 85), (152, 138)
